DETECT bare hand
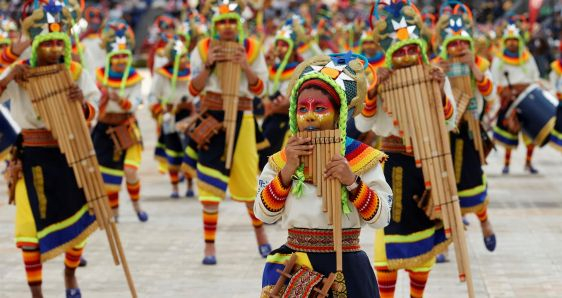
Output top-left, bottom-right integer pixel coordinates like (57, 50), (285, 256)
(376, 67), (393, 85)
(11, 64), (30, 84)
(233, 47), (249, 71)
(324, 155), (355, 186)
(11, 33), (31, 56)
(456, 49), (475, 67)
(282, 136), (313, 176)
(429, 66), (445, 91)
(108, 91), (121, 103)
(437, 60), (450, 73)
(207, 45), (229, 65)
(68, 84), (85, 103)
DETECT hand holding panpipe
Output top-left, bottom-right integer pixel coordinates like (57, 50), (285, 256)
(296, 129), (344, 272)
(24, 64), (137, 297)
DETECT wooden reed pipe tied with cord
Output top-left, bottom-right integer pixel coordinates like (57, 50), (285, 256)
(25, 64), (138, 297)
(211, 40), (242, 169)
(378, 63), (474, 298)
(296, 129), (343, 271)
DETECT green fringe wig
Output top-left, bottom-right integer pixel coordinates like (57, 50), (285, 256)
(30, 32), (72, 68)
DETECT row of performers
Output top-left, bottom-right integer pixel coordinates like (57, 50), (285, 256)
(0, 1), (561, 298)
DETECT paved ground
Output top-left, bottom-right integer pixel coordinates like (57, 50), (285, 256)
(1, 72), (562, 297)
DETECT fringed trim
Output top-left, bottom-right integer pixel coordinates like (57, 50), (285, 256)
(386, 238), (452, 271)
(40, 220), (98, 263)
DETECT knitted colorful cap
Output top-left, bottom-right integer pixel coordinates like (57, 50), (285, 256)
(371, 0), (428, 68)
(287, 52), (367, 136)
(22, 0), (74, 67)
(210, 0), (245, 41)
(435, 1), (474, 59)
(84, 5), (104, 32)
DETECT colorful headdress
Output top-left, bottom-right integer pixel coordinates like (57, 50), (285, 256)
(84, 5), (104, 33)
(371, 0), (428, 68)
(435, 1), (474, 59)
(286, 52), (367, 211)
(159, 35), (189, 104)
(269, 17), (305, 93)
(22, 0), (74, 68)
(101, 19), (135, 94)
(499, 17), (526, 60)
(209, 0), (245, 42)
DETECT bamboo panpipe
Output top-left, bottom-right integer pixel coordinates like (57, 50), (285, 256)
(448, 58), (487, 165)
(297, 129), (343, 271)
(379, 64), (474, 297)
(25, 64), (137, 297)
(212, 40), (242, 169)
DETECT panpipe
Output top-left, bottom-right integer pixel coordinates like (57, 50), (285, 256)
(380, 64), (474, 298)
(212, 40), (242, 169)
(448, 57), (486, 164)
(24, 64), (137, 297)
(296, 129), (343, 271)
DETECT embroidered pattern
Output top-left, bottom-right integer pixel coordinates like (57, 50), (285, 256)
(260, 174), (290, 213)
(391, 167), (403, 223)
(349, 182), (380, 221)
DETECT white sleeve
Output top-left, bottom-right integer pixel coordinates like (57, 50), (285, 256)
(443, 78), (457, 131)
(359, 163), (393, 229)
(251, 51), (269, 97)
(190, 46), (204, 79)
(129, 83), (143, 111)
(254, 162), (285, 224)
(78, 70), (101, 117)
(482, 69), (497, 102)
(148, 74), (163, 105)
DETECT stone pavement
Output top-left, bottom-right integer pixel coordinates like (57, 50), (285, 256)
(1, 73), (562, 297)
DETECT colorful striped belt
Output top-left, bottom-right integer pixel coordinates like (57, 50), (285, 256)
(22, 129), (58, 147)
(286, 228), (361, 253)
(99, 112), (133, 125)
(201, 91), (253, 111)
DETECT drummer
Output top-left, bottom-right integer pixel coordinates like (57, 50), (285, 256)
(491, 20), (542, 174)
(354, 2), (457, 297)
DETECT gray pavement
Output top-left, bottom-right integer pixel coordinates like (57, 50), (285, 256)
(1, 75), (562, 297)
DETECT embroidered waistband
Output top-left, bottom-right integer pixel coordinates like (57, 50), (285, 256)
(22, 129), (58, 147)
(286, 228), (361, 253)
(202, 91), (253, 111)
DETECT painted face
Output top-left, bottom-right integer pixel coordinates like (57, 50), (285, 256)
(296, 88), (337, 132)
(110, 53), (129, 72)
(215, 18), (238, 41)
(362, 40), (378, 57)
(391, 44), (421, 69)
(37, 39), (65, 65)
(504, 38), (519, 52)
(446, 39), (470, 57)
(275, 40), (290, 60)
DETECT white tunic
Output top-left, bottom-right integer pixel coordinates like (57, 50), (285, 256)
(81, 35), (106, 80)
(355, 77), (458, 136)
(254, 161), (392, 230)
(148, 71), (191, 105)
(102, 83), (143, 114)
(490, 54), (540, 87)
(0, 65), (100, 129)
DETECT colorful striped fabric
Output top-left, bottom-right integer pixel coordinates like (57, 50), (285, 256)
(499, 49), (530, 65)
(156, 65), (191, 81)
(96, 67), (143, 88)
(22, 248), (42, 286)
(197, 37), (261, 65)
(476, 77), (493, 96)
(458, 175), (488, 213)
(268, 61), (299, 82)
(249, 78), (265, 95)
(361, 94), (378, 117)
(367, 51), (386, 69)
(443, 97), (454, 120)
(349, 181), (380, 221)
(551, 60), (562, 76)
(493, 125), (519, 148)
(260, 174), (290, 213)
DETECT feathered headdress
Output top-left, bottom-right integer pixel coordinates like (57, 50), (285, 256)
(22, 0), (74, 67)
(209, 0), (245, 42)
(435, 1), (474, 59)
(370, 0), (428, 68)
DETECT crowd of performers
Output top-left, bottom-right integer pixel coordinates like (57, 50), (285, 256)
(0, 0), (561, 297)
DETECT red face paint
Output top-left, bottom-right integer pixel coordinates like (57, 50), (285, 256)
(296, 88), (337, 132)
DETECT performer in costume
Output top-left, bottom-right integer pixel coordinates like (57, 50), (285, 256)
(149, 34), (195, 198)
(491, 20), (542, 174)
(80, 4), (106, 80)
(256, 53), (392, 298)
(186, 0), (270, 265)
(433, 2), (496, 252)
(259, 20), (304, 169)
(548, 42), (562, 151)
(0, 16), (18, 73)
(147, 15), (177, 74)
(93, 20), (148, 222)
(0, 1), (100, 296)
(355, 2), (457, 297)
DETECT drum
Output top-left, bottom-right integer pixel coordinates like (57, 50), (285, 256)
(0, 105), (20, 158)
(506, 84), (557, 146)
